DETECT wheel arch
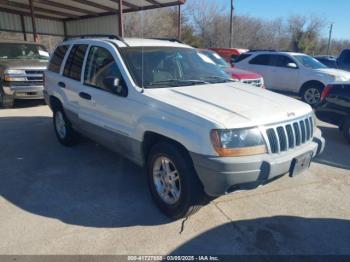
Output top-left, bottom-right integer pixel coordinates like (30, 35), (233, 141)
(299, 80), (325, 95)
(49, 95), (63, 111)
(142, 131), (192, 164)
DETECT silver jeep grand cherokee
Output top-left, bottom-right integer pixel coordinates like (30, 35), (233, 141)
(0, 41), (49, 108)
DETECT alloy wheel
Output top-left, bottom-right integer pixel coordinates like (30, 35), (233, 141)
(55, 111), (67, 139)
(152, 156), (181, 205)
(304, 88), (321, 105)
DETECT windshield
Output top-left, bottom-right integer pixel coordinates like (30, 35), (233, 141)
(199, 50), (230, 68)
(0, 43), (49, 60)
(293, 55), (327, 69)
(120, 47), (231, 88)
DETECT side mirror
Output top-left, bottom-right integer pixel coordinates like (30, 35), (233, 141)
(103, 77), (128, 97)
(287, 62), (298, 69)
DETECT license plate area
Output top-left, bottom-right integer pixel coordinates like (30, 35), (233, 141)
(290, 151), (313, 177)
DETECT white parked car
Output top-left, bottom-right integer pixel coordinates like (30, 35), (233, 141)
(44, 37), (325, 219)
(235, 51), (350, 106)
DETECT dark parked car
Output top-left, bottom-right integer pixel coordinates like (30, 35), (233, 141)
(314, 55), (338, 69)
(337, 49), (350, 71)
(316, 83), (350, 143)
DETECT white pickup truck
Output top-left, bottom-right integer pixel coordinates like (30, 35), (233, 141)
(44, 36), (325, 219)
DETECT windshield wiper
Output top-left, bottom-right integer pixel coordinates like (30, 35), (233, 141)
(203, 76), (234, 83)
(148, 79), (209, 88)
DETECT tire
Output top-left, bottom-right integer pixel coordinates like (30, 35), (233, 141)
(0, 92), (14, 108)
(301, 83), (323, 106)
(147, 141), (206, 220)
(342, 118), (350, 144)
(53, 107), (78, 146)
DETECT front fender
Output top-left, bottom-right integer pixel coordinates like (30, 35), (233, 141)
(134, 115), (216, 156)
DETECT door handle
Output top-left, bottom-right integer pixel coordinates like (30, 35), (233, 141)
(79, 92), (92, 100)
(58, 82), (66, 88)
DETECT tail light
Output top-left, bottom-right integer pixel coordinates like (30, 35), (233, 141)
(321, 85), (333, 101)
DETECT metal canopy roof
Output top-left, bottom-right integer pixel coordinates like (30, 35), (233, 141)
(0, 0), (185, 21)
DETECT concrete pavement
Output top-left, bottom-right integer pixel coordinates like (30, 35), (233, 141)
(0, 102), (349, 255)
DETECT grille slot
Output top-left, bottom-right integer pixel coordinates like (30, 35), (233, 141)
(265, 115), (313, 154)
(276, 127), (287, 151)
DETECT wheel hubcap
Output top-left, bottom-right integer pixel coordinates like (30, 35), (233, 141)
(153, 156), (181, 205)
(304, 88), (321, 105)
(55, 111), (66, 139)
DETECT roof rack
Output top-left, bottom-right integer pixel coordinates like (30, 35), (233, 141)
(151, 38), (184, 44)
(248, 49), (277, 53)
(64, 34), (129, 47)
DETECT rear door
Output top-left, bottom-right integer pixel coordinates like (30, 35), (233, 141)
(269, 54), (299, 92)
(61, 44), (89, 120)
(247, 54), (275, 89)
(46, 44), (70, 103)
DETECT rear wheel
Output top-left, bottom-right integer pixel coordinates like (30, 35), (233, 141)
(301, 84), (323, 106)
(147, 141), (206, 220)
(53, 107), (78, 146)
(342, 118), (350, 144)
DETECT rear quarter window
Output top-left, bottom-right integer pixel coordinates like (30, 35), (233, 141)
(48, 45), (69, 73)
(235, 53), (252, 63)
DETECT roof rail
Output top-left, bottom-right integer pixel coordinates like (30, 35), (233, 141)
(64, 34), (129, 47)
(248, 49), (277, 53)
(151, 38), (184, 44)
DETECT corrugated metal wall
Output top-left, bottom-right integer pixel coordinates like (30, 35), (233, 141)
(66, 15), (119, 36)
(23, 17), (64, 36)
(0, 11), (22, 32)
(0, 11), (64, 36)
(0, 11), (120, 36)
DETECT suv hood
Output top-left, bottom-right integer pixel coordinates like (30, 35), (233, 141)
(316, 68), (350, 79)
(0, 59), (48, 70)
(146, 82), (312, 129)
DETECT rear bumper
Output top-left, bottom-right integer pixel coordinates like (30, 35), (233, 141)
(2, 85), (44, 99)
(191, 129), (325, 197)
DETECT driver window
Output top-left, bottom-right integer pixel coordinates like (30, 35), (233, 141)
(84, 46), (122, 92)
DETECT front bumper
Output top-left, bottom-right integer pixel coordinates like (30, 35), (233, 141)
(191, 129), (325, 197)
(2, 85), (44, 99)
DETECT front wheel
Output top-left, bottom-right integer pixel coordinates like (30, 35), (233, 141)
(0, 92), (14, 108)
(301, 85), (322, 106)
(147, 142), (206, 220)
(53, 108), (78, 146)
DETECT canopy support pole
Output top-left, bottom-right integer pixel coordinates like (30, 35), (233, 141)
(177, 4), (181, 40)
(20, 15), (27, 41)
(118, 0), (124, 37)
(29, 0), (38, 42)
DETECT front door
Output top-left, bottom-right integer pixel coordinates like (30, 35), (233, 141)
(77, 43), (140, 161)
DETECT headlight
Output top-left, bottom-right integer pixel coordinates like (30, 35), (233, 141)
(4, 69), (26, 82)
(4, 69), (26, 75)
(332, 74), (349, 82)
(210, 128), (267, 157)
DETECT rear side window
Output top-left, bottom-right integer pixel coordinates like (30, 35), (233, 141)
(48, 45), (69, 73)
(249, 54), (272, 66)
(84, 46), (122, 92)
(63, 44), (88, 81)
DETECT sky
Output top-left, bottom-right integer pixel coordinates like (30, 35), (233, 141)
(210, 0), (350, 40)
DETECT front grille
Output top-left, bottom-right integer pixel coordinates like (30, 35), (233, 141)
(265, 115), (314, 154)
(242, 78), (263, 87)
(25, 70), (44, 75)
(6, 81), (43, 87)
